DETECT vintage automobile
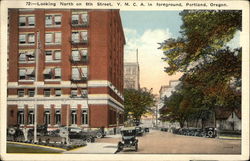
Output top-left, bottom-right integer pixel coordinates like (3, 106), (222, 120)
(135, 126), (144, 136)
(59, 127), (95, 143)
(117, 127), (139, 152)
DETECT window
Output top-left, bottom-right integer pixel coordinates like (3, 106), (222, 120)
(45, 15), (53, 26)
(45, 51), (52, 61)
(55, 32), (61, 43)
(71, 49), (88, 62)
(72, 67), (88, 80)
(28, 89), (35, 97)
(45, 15), (61, 26)
(18, 89), (25, 97)
(44, 110), (51, 125)
(54, 51), (61, 60)
(26, 68), (35, 80)
(28, 110), (34, 124)
(81, 67), (88, 79)
(55, 110), (61, 124)
(19, 33), (35, 45)
(55, 89), (61, 96)
(81, 89), (88, 98)
(71, 89), (78, 97)
(19, 16), (26, 26)
(19, 68), (34, 80)
(17, 110), (24, 124)
(54, 68), (61, 79)
(44, 89), (51, 97)
(71, 12), (88, 26)
(19, 53), (26, 62)
(71, 110), (77, 125)
(43, 68), (52, 79)
(54, 15), (61, 25)
(72, 50), (80, 61)
(72, 68), (80, 80)
(45, 33), (53, 43)
(28, 16), (35, 26)
(82, 109), (88, 124)
(19, 34), (26, 44)
(19, 15), (35, 27)
(45, 50), (61, 62)
(45, 32), (61, 44)
(43, 68), (61, 80)
(71, 31), (87, 43)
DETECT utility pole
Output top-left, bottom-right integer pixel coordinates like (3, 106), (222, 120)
(34, 31), (40, 143)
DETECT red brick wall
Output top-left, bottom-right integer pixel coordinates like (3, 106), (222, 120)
(37, 105), (44, 125)
(7, 105), (18, 126)
(89, 104), (108, 128)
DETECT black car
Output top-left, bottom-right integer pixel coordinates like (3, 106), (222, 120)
(117, 127), (138, 152)
(59, 127), (95, 143)
(135, 126), (144, 136)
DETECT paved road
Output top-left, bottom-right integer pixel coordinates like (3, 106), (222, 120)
(98, 130), (241, 154)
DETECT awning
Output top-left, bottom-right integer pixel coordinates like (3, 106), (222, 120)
(26, 68), (35, 75)
(43, 68), (51, 74)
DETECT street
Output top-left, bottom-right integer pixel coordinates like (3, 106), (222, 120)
(97, 130), (241, 154)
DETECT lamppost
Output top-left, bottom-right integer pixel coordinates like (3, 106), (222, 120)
(34, 31), (40, 143)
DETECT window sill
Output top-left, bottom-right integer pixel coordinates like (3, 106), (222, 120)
(45, 43), (61, 45)
(19, 26), (35, 28)
(19, 61), (35, 64)
(44, 79), (61, 82)
(45, 25), (61, 28)
(45, 60), (61, 63)
(18, 80), (34, 82)
(19, 44), (35, 46)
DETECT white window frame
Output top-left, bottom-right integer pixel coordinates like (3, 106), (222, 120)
(54, 68), (61, 79)
(17, 110), (24, 125)
(55, 110), (61, 125)
(45, 15), (53, 26)
(28, 110), (34, 124)
(28, 89), (35, 97)
(28, 16), (35, 26)
(44, 110), (51, 125)
(55, 89), (61, 97)
(82, 109), (88, 125)
(71, 110), (77, 125)
(44, 89), (51, 97)
(71, 89), (78, 97)
(18, 89), (25, 97)
(72, 68), (80, 80)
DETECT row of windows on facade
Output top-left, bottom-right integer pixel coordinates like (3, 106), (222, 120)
(18, 67), (88, 80)
(19, 13), (88, 27)
(19, 49), (88, 63)
(17, 88), (88, 98)
(18, 31), (88, 45)
(16, 109), (88, 125)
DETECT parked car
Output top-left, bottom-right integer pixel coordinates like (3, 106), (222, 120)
(82, 128), (106, 138)
(117, 127), (139, 152)
(135, 126), (144, 136)
(144, 127), (150, 133)
(204, 127), (217, 138)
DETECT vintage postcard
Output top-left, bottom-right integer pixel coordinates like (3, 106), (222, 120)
(0, 0), (249, 160)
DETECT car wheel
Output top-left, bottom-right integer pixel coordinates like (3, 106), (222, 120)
(207, 131), (213, 138)
(86, 137), (92, 143)
(96, 132), (102, 138)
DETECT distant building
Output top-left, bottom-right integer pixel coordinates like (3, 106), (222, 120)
(7, 9), (125, 131)
(158, 80), (180, 128)
(124, 50), (140, 90)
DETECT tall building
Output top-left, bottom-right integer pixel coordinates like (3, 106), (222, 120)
(124, 50), (140, 89)
(7, 9), (125, 131)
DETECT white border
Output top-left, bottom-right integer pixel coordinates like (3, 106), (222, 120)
(0, 0), (249, 160)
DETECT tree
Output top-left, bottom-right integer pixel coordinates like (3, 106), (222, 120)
(159, 10), (242, 128)
(158, 10), (242, 75)
(124, 88), (156, 121)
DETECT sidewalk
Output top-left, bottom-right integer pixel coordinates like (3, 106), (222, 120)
(64, 143), (118, 154)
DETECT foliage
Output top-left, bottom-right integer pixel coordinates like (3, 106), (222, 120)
(159, 10), (242, 126)
(124, 88), (156, 121)
(159, 10), (242, 75)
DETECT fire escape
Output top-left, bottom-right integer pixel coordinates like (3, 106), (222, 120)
(70, 10), (89, 99)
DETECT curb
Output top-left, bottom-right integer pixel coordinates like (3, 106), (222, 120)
(218, 136), (241, 140)
(7, 141), (67, 151)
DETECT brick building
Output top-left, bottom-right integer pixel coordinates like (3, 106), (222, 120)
(7, 9), (125, 131)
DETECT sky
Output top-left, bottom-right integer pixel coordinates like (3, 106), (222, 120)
(120, 11), (241, 95)
(120, 11), (183, 94)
